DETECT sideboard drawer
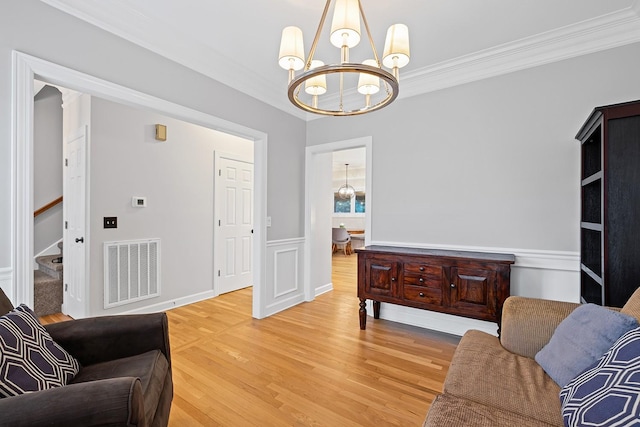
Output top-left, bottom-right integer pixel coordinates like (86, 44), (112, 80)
(357, 246), (515, 332)
(403, 284), (443, 305)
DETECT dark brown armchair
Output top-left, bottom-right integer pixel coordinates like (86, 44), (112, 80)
(0, 289), (173, 427)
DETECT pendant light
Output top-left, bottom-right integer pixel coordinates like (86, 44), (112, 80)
(338, 163), (356, 199)
(278, 0), (410, 116)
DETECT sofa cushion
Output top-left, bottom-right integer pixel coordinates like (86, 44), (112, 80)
(560, 326), (640, 427)
(424, 393), (557, 427)
(535, 303), (638, 387)
(443, 330), (563, 426)
(0, 304), (80, 397)
(621, 286), (640, 322)
(71, 349), (169, 424)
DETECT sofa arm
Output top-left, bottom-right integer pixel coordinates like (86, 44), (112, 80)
(45, 312), (170, 368)
(500, 296), (580, 359)
(0, 377), (146, 427)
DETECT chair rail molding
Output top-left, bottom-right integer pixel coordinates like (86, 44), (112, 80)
(367, 240), (580, 336)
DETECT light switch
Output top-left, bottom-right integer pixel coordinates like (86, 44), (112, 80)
(266, 216), (272, 227)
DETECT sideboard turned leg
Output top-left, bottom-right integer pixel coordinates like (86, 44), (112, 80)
(359, 298), (367, 330)
(373, 301), (381, 319)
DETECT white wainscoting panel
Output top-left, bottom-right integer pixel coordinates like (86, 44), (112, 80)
(265, 238), (305, 317)
(367, 241), (580, 337)
(0, 268), (13, 304)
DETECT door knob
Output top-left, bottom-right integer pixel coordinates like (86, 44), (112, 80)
(75, 237), (84, 243)
(450, 283), (456, 288)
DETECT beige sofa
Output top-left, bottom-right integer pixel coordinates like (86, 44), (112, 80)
(423, 290), (640, 426)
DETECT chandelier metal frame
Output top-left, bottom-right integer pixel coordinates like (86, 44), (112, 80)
(281, 0), (407, 116)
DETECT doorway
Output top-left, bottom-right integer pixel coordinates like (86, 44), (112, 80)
(304, 137), (372, 300)
(12, 52), (269, 318)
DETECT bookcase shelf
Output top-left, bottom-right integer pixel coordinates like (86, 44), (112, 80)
(576, 100), (640, 307)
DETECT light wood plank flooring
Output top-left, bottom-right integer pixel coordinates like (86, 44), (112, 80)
(41, 253), (460, 426)
(168, 253), (459, 426)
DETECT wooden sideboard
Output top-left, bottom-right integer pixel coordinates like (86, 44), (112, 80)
(356, 246), (515, 331)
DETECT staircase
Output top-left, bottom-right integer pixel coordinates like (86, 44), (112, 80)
(34, 241), (63, 316)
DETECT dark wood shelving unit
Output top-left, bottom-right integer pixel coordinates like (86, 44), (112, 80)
(576, 100), (640, 306)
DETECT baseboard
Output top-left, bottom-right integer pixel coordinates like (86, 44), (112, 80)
(117, 290), (216, 315)
(367, 300), (498, 337)
(315, 283), (333, 297)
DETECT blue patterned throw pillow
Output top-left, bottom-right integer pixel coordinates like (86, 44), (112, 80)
(560, 326), (640, 427)
(0, 304), (80, 397)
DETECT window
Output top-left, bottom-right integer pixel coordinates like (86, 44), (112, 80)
(334, 191), (365, 214)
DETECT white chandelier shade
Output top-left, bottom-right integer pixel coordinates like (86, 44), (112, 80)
(278, 0), (410, 116)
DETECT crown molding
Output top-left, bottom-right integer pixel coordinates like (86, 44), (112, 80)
(39, 0), (308, 120)
(40, 0), (640, 121)
(398, 3), (640, 100)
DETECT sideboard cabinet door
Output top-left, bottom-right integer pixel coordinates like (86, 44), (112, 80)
(449, 266), (497, 322)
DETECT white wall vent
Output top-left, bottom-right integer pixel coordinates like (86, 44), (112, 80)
(104, 238), (161, 308)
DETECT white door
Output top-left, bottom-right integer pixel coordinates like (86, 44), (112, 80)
(62, 126), (87, 319)
(215, 154), (254, 295)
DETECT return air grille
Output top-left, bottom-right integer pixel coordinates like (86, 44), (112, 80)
(104, 239), (160, 308)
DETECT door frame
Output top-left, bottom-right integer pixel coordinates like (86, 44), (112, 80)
(213, 150), (254, 296)
(303, 136), (373, 301)
(11, 51), (269, 318)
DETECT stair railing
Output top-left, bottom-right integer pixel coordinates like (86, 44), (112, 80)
(34, 196), (63, 217)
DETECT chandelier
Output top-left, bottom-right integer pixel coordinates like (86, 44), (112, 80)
(338, 164), (356, 199)
(278, 0), (410, 116)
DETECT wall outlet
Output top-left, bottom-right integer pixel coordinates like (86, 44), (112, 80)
(104, 217), (117, 229)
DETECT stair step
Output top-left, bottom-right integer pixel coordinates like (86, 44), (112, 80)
(35, 255), (63, 280)
(34, 270), (62, 316)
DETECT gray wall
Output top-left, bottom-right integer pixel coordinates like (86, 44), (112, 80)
(0, 0), (306, 270)
(90, 97), (252, 315)
(308, 42), (640, 254)
(33, 85), (63, 255)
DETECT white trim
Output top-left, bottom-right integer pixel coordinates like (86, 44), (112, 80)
(40, 0), (640, 120)
(304, 137), (373, 303)
(371, 240), (579, 272)
(264, 238), (305, 316)
(38, 0), (305, 121)
(368, 300), (498, 337)
(11, 51), (268, 319)
(315, 283), (333, 297)
(363, 241), (580, 337)
(267, 237), (305, 247)
(12, 51), (35, 308)
(272, 248), (299, 299)
(398, 4), (640, 101)
(118, 290), (216, 315)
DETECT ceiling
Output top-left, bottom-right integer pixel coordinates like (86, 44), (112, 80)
(40, 0), (640, 120)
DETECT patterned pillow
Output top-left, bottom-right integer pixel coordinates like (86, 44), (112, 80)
(560, 326), (640, 426)
(0, 304), (80, 397)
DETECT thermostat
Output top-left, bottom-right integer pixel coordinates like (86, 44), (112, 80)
(132, 197), (147, 207)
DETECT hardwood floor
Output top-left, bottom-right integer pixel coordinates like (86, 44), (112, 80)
(41, 253), (460, 426)
(168, 253), (459, 426)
